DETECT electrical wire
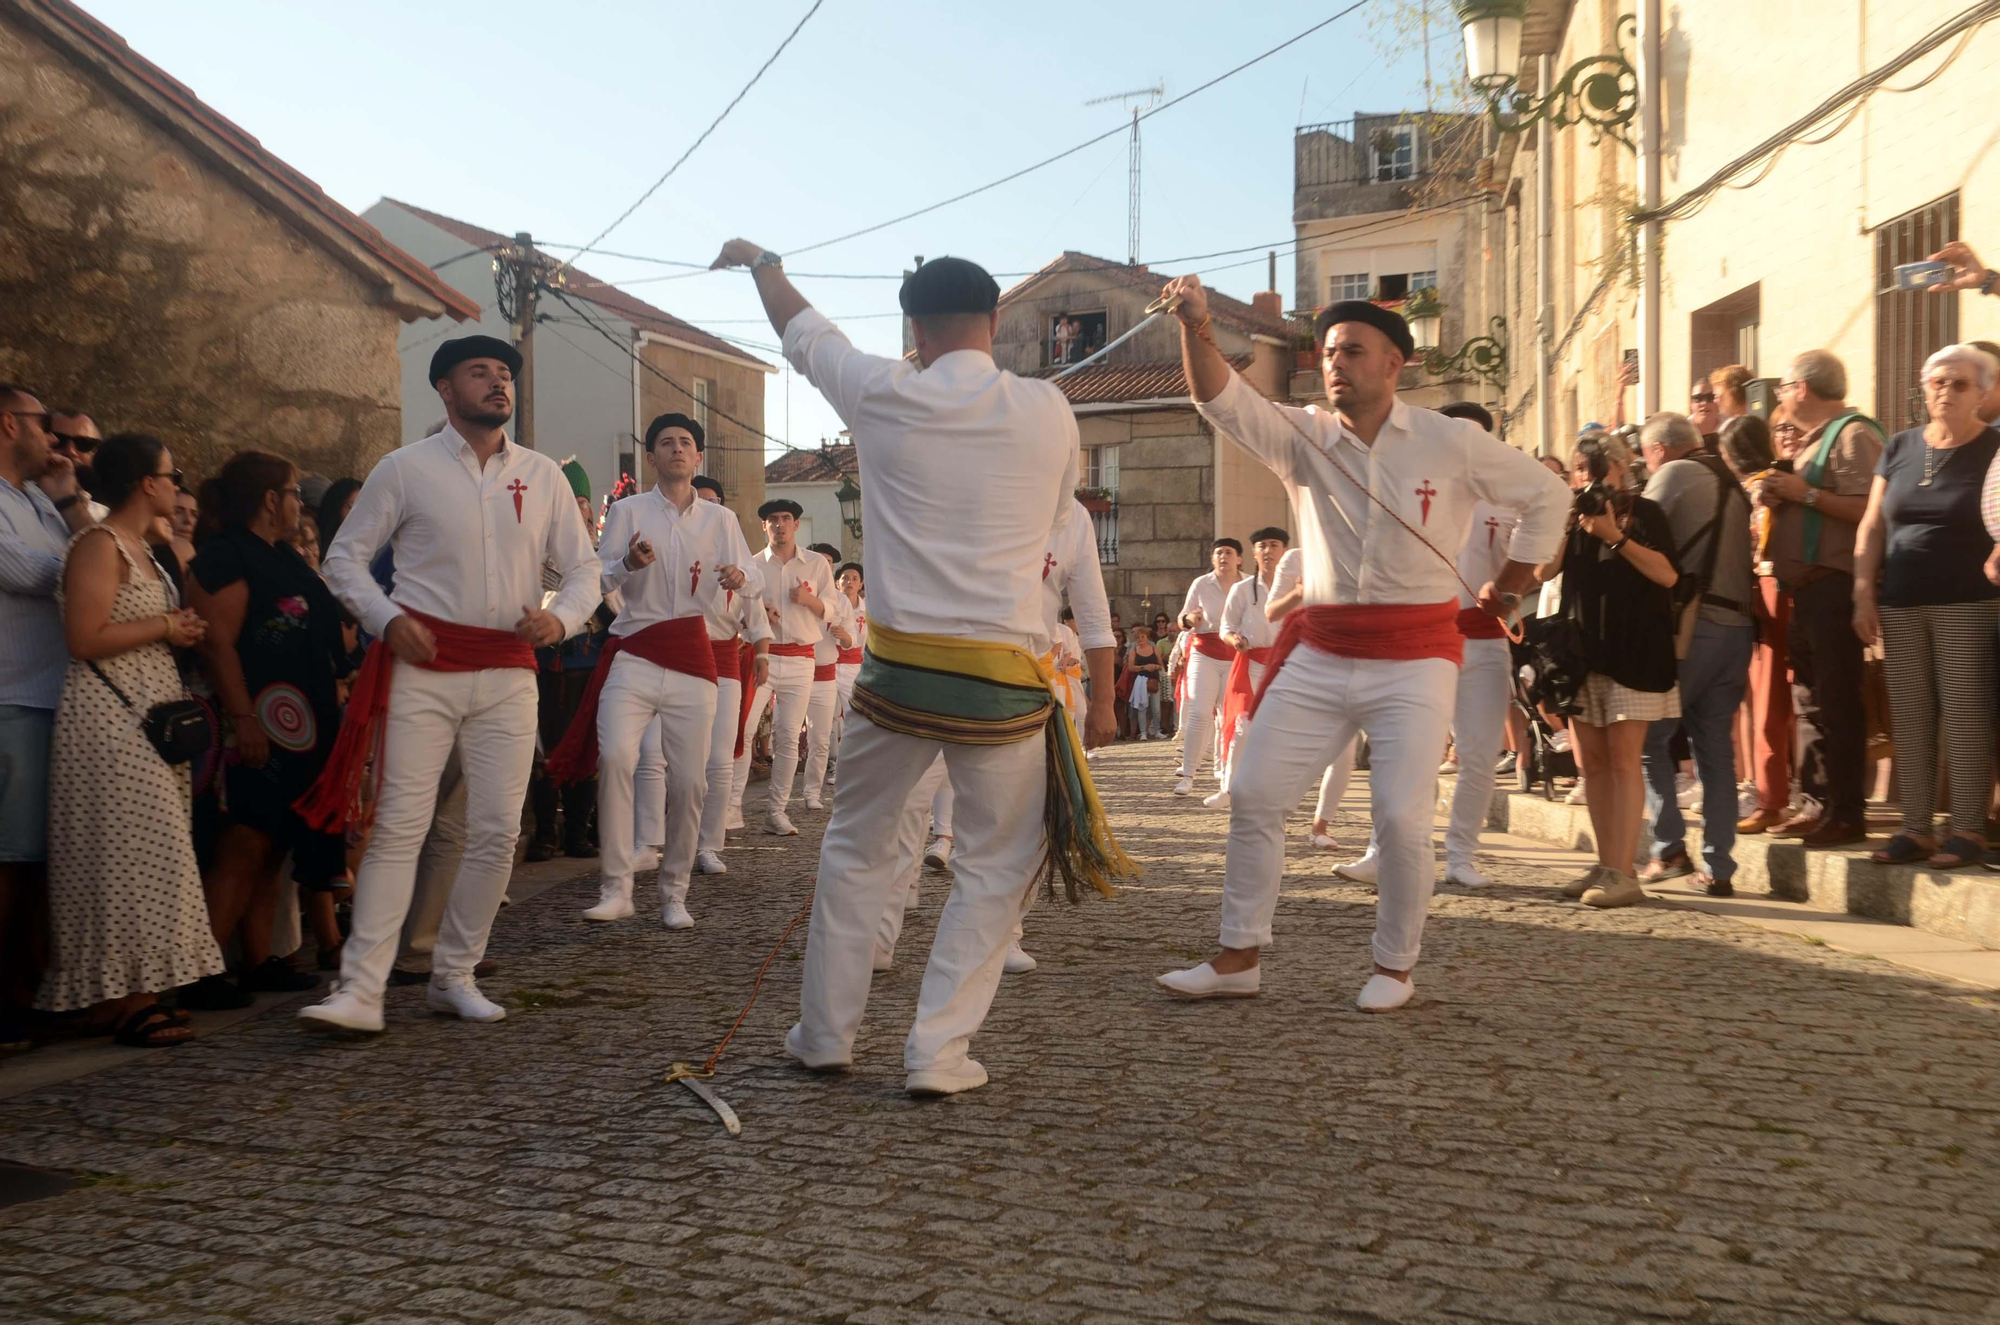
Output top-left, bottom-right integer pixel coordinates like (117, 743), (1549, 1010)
(556, 0), (826, 277)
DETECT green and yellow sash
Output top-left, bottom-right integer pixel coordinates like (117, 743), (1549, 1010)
(851, 622), (1137, 901)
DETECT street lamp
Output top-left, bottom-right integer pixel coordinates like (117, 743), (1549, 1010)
(1404, 287), (1444, 352)
(1456, 0), (1524, 90)
(834, 473), (862, 540)
(1453, 3), (1639, 149)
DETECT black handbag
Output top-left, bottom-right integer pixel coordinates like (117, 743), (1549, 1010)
(88, 660), (214, 765)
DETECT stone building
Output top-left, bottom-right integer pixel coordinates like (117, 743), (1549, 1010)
(763, 441), (860, 565)
(0, 0), (475, 481)
(989, 252), (1300, 626)
(364, 200), (776, 549)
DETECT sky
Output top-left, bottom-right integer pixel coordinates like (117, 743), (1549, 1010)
(88, 0), (1455, 461)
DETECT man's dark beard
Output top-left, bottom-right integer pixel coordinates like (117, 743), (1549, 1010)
(460, 400), (513, 428)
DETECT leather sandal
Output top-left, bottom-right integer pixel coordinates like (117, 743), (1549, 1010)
(1869, 834), (1932, 866)
(1928, 836), (1985, 871)
(114, 1004), (194, 1048)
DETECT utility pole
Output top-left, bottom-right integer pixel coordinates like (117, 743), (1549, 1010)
(493, 230), (562, 451)
(1084, 84), (1164, 265)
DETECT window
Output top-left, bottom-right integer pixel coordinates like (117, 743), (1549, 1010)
(1050, 310), (1109, 367)
(1875, 194), (1958, 430)
(1377, 273), (1410, 301)
(1331, 271), (1370, 301)
(1082, 444), (1120, 492)
(1371, 125), (1415, 182)
(1407, 270), (1437, 295)
(692, 377), (713, 438)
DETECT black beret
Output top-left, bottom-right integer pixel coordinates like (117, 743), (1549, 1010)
(837, 561), (863, 581)
(645, 411), (705, 451)
(1249, 526), (1290, 545)
(692, 474), (725, 500)
(1438, 400), (1495, 431)
(429, 334), (522, 386)
(898, 256), (1000, 317)
(757, 498), (803, 520)
(1212, 537), (1243, 554)
(1312, 300), (1416, 360)
(807, 542), (841, 561)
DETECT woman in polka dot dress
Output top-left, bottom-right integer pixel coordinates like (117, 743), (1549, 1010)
(38, 434), (224, 1046)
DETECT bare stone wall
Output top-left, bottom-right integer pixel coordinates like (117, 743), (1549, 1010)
(1080, 409), (1214, 628)
(0, 20), (406, 483)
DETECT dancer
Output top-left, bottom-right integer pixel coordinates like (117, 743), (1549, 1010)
(542, 413), (758, 930)
(300, 336), (600, 1033)
(1205, 525), (1288, 810)
(742, 500), (835, 836)
(802, 541), (852, 809)
(1172, 538), (1245, 796)
(713, 239), (1123, 1096)
(829, 561), (866, 783)
(1153, 284), (1567, 1012)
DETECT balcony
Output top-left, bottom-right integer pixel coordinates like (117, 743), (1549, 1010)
(1086, 499), (1119, 566)
(1294, 113), (1477, 224)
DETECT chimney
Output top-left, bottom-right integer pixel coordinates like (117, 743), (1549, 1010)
(1251, 290), (1284, 322)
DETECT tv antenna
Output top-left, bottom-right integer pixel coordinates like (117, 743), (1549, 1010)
(1084, 83), (1164, 265)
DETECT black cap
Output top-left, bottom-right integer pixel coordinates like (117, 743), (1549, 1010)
(429, 334), (522, 386)
(1312, 300), (1416, 360)
(692, 474), (725, 500)
(1212, 537), (1243, 555)
(645, 411), (705, 451)
(898, 257), (1000, 317)
(758, 498), (803, 520)
(1249, 526), (1289, 545)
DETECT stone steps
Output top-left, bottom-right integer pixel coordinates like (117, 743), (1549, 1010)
(1447, 779), (2000, 950)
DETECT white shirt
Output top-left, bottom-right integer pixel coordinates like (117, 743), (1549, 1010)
(752, 544), (836, 647)
(1221, 572), (1279, 651)
(1196, 374), (1569, 608)
(325, 426), (600, 639)
(1043, 498), (1115, 651)
(1179, 570), (1243, 634)
(1455, 501), (1518, 611)
(783, 308), (1079, 654)
(597, 485), (760, 641)
(1271, 547), (1304, 599)
(814, 590), (855, 667)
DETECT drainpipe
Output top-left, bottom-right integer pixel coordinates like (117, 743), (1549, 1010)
(1638, 0), (1663, 417)
(1536, 53), (1553, 459)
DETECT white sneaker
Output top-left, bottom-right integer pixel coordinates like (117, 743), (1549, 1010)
(825, 768), (837, 786)
(923, 837), (953, 874)
(871, 948), (894, 972)
(582, 881), (634, 922)
(630, 847), (660, 875)
(764, 812), (798, 836)
(694, 849), (728, 875)
(1444, 861), (1490, 888)
(1564, 778), (1589, 806)
(1309, 831), (1339, 851)
(1334, 852), (1379, 885)
(296, 986), (383, 1034)
(1356, 972), (1414, 1012)
(1675, 772), (1699, 808)
(725, 807), (745, 832)
(662, 900), (695, 931)
(803, 795), (825, 812)
(784, 1022), (852, 1073)
(1202, 789), (1231, 810)
(1173, 777), (1194, 797)
(1548, 730), (1572, 754)
(1003, 943), (1038, 974)
(1155, 961), (1261, 999)
(906, 1058), (988, 1097)
(426, 976), (506, 1023)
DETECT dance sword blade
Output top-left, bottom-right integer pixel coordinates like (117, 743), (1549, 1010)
(676, 1071), (741, 1136)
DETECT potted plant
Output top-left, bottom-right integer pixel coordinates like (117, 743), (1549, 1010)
(1295, 328), (1317, 371)
(1075, 485), (1113, 513)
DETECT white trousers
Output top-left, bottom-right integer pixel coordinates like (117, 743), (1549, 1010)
(1220, 645), (1457, 969)
(802, 677), (839, 795)
(339, 665), (537, 1003)
(1445, 637), (1512, 867)
(831, 661), (860, 772)
(874, 753), (953, 964)
(795, 715), (1044, 1072)
(732, 654), (814, 818)
(1176, 650), (1231, 782)
(599, 654), (716, 909)
(930, 775), (955, 838)
(1215, 660), (1266, 792)
(393, 751), (466, 975)
(692, 675), (743, 854)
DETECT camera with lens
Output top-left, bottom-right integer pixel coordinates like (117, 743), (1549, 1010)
(1572, 443), (1619, 518)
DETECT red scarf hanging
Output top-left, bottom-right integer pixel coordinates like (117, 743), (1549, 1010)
(1216, 644), (1276, 765)
(543, 617), (717, 784)
(294, 609), (536, 833)
(1246, 602), (1463, 725)
(735, 640), (758, 758)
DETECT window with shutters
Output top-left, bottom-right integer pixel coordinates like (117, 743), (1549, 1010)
(1875, 194), (1959, 431)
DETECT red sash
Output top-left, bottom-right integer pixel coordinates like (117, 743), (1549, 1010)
(735, 641), (758, 758)
(710, 637), (741, 678)
(813, 662), (837, 682)
(1189, 631), (1237, 663)
(1455, 605), (1508, 640)
(769, 642), (815, 659)
(836, 646), (864, 665)
(544, 617), (717, 784)
(294, 609), (536, 833)
(1247, 602), (1463, 725)
(1217, 645), (1275, 765)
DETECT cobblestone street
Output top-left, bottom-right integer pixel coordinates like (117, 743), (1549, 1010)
(2, 739), (1997, 1324)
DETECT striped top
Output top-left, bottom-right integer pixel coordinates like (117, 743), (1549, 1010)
(0, 476), (76, 709)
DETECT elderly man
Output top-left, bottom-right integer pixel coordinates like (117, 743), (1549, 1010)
(1635, 412), (1756, 897)
(1687, 380), (1724, 453)
(1758, 351), (1882, 847)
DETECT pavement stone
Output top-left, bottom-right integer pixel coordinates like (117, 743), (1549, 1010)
(0, 739), (1996, 1322)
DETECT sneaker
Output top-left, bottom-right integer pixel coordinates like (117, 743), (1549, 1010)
(694, 849), (728, 875)
(725, 807), (746, 832)
(1444, 862), (1490, 888)
(241, 956), (321, 994)
(1334, 852), (1379, 885)
(426, 976), (506, 1023)
(1202, 789), (1231, 810)
(1705, 878), (1736, 898)
(803, 796), (825, 812)
(582, 881), (634, 922)
(1560, 864), (1606, 899)
(1356, 972), (1415, 1012)
(923, 836), (953, 874)
(1156, 961), (1261, 999)
(662, 901), (695, 931)
(764, 812), (798, 837)
(906, 1058), (988, 1097)
(1002, 943), (1038, 974)
(1173, 777), (1194, 797)
(784, 1022), (852, 1073)
(1580, 870), (1646, 909)
(297, 985), (384, 1034)
(1548, 730), (1572, 754)
(1493, 752), (1518, 776)
(1564, 778), (1588, 806)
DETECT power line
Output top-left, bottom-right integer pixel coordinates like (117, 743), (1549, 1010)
(556, 0), (826, 277)
(784, 2), (1370, 257)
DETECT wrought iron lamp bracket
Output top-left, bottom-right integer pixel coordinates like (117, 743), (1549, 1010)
(1486, 14), (1639, 151)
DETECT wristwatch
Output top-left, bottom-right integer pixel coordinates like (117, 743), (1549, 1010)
(1498, 590), (1523, 607)
(1982, 268), (2000, 296)
(1803, 487), (1819, 509)
(52, 494), (80, 512)
(754, 250), (784, 270)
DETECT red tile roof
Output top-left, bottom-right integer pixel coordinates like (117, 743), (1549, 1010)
(765, 442), (856, 483)
(1001, 253), (1295, 341)
(383, 201), (771, 372)
(19, 0), (477, 321)
(1033, 355), (1251, 407)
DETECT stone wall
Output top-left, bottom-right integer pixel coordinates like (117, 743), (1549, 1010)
(0, 18), (406, 483)
(1080, 409), (1213, 628)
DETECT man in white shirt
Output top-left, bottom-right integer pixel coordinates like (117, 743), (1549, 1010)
(1173, 538), (1246, 796)
(1205, 526), (1289, 810)
(714, 241), (1113, 1096)
(802, 541), (854, 809)
(302, 336), (600, 1033)
(547, 413), (763, 931)
(1153, 287), (1567, 1013)
(828, 560), (867, 783)
(740, 501), (835, 836)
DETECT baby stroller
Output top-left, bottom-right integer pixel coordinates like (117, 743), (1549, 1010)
(1509, 616), (1583, 800)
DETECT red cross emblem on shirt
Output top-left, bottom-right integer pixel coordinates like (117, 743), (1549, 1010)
(1043, 552), (1057, 581)
(689, 560), (702, 596)
(1415, 480), (1437, 525)
(1486, 516), (1500, 548)
(507, 479), (527, 523)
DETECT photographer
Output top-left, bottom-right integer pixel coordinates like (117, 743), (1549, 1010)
(1548, 433), (1680, 909)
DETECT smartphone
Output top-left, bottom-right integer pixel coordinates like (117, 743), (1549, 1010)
(1892, 260), (1952, 291)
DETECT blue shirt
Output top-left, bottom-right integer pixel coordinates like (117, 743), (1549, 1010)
(0, 477), (75, 709)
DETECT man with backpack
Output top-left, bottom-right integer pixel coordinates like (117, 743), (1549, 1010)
(1636, 411), (1758, 896)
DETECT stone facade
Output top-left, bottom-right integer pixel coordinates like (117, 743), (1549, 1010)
(636, 337), (769, 551)
(0, 6), (463, 483)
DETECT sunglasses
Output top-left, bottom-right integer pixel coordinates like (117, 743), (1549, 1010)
(52, 432), (97, 453)
(151, 467), (184, 487)
(4, 409), (52, 431)
(1690, 392), (1716, 403)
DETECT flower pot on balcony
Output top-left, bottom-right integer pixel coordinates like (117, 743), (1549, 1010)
(1079, 496), (1112, 514)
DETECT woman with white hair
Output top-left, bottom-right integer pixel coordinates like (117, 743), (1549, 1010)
(1852, 343), (2000, 870)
